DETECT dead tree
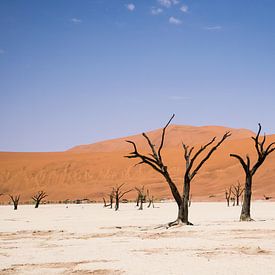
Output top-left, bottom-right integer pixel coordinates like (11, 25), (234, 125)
(32, 191), (47, 208)
(147, 190), (155, 208)
(126, 114), (230, 226)
(135, 186), (146, 210)
(113, 184), (132, 211)
(103, 197), (107, 207)
(136, 192), (140, 207)
(225, 187), (232, 207)
(264, 195), (272, 200)
(230, 123), (275, 221)
(232, 181), (244, 206)
(9, 195), (20, 210)
(103, 189), (115, 208)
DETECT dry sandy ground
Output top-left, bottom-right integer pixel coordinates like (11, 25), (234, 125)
(0, 202), (275, 275)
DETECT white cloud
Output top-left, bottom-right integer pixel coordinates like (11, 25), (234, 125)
(169, 16), (182, 25)
(0, 49), (5, 54)
(203, 26), (222, 31)
(151, 7), (163, 15)
(180, 4), (188, 13)
(171, 0), (179, 4)
(158, 0), (179, 8)
(71, 18), (82, 24)
(126, 3), (135, 11)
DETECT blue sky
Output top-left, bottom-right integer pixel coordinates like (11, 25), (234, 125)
(1, 0), (275, 152)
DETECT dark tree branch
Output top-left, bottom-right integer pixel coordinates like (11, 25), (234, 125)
(158, 114), (175, 162)
(184, 137), (216, 177)
(230, 154), (248, 172)
(191, 132), (231, 179)
(142, 133), (159, 162)
(118, 189), (132, 200)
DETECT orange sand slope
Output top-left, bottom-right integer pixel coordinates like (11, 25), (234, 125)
(0, 125), (274, 202)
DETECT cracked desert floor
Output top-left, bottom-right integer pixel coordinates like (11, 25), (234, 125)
(1, 202), (275, 275)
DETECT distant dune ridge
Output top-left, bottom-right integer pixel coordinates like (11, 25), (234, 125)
(0, 124), (275, 203)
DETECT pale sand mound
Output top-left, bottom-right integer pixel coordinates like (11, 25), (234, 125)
(0, 202), (275, 274)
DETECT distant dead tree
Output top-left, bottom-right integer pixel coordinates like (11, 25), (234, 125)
(32, 191), (48, 208)
(263, 195), (272, 200)
(126, 114), (231, 226)
(147, 189), (155, 208)
(9, 195), (20, 210)
(113, 184), (132, 211)
(225, 187), (232, 207)
(135, 186), (146, 210)
(230, 123), (275, 221)
(103, 189), (115, 208)
(103, 197), (107, 207)
(232, 182), (244, 206)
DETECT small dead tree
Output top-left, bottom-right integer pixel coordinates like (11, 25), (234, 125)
(225, 187), (232, 207)
(147, 190), (155, 208)
(103, 197), (107, 207)
(135, 186), (146, 210)
(9, 195), (20, 210)
(230, 123), (275, 221)
(114, 184), (132, 211)
(126, 114), (231, 226)
(32, 191), (48, 208)
(103, 189), (115, 208)
(232, 182), (244, 206)
(263, 195), (272, 200)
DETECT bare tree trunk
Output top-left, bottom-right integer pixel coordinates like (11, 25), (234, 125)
(103, 198), (107, 207)
(115, 193), (119, 211)
(139, 198), (143, 210)
(240, 175), (253, 221)
(236, 196), (240, 206)
(174, 179), (191, 225)
(110, 195), (113, 209)
(225, 187), (232, 207)
(136, 194), (140, 207)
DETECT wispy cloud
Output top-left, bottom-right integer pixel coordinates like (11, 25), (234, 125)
(180, 4), (188, 13)
(169, 16), (182, 25)
(169, 95), (191, 100)
(126, 3), (135, 11)
(0, 49), (5, 54)
(158, 0), (179, 8)
(71, 18), (82, 24)
(203, 25), (222, 31)
(151, 7), (163, 15)
(171, 0), (179, 5)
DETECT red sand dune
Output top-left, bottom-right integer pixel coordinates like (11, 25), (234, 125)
(0, 125), (274, 203)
